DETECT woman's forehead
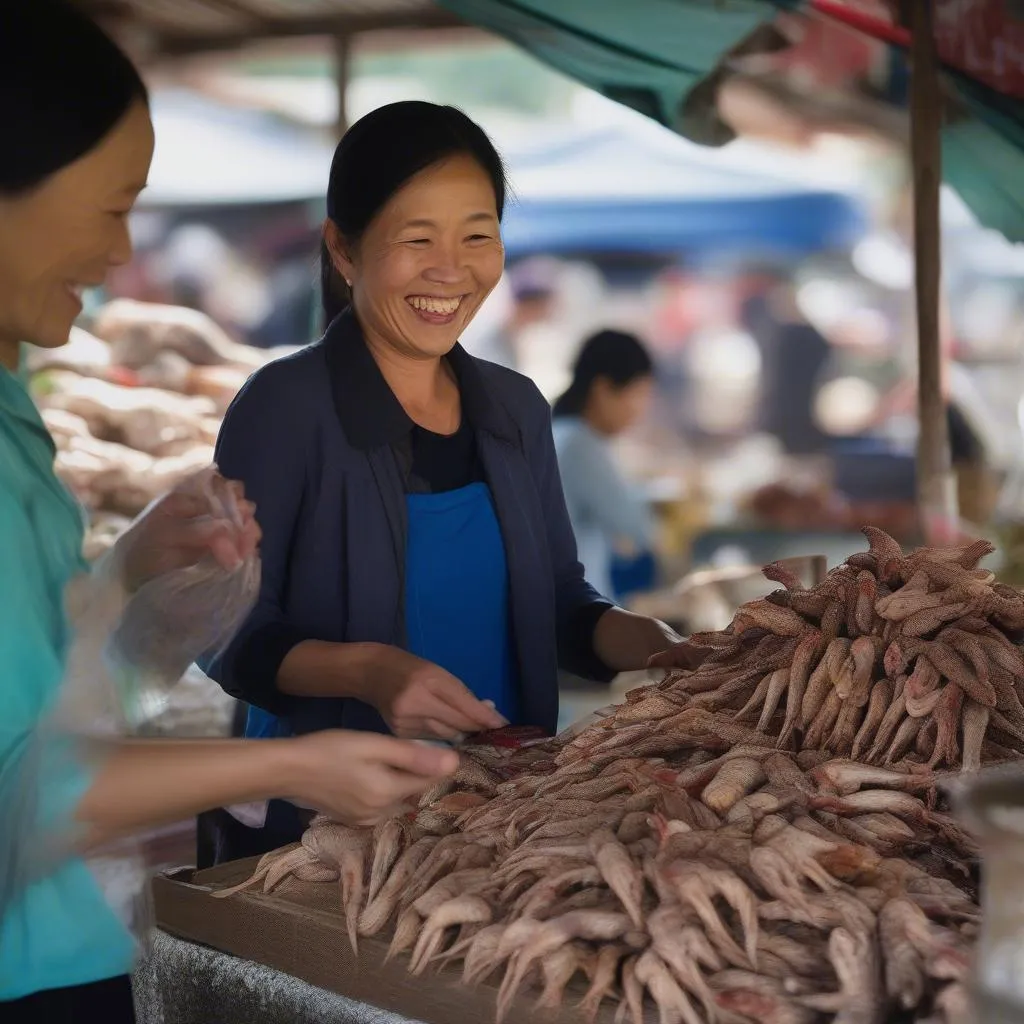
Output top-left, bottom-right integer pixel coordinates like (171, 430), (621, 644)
(58, 101), (154, 197)
(380, 156), (498, 220)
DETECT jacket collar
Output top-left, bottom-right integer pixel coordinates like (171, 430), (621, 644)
(322, 307), (518, 450)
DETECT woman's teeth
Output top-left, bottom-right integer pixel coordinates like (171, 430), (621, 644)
(409, 296), (462, 316)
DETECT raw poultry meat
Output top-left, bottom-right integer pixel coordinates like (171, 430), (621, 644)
(37, 373), (218, 456)
(216, 529), (1005, 1023)
(26, 303), (288, 561)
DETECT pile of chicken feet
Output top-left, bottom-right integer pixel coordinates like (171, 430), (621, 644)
(219, 529), (1023, 1024)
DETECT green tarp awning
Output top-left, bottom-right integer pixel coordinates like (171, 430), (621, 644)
(440, 0), (1024, 243)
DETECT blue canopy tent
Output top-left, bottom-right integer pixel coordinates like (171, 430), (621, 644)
(142, 90), (865, 261)
(500, 122), (867, 257)
(142, 89), (335, 207)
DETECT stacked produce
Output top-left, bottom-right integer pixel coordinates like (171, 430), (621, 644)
(218, 529), (1018, 1023)
(639, 526), (1024, 773)
(29, 301), (292, 559)
(747, 482), (917, 541)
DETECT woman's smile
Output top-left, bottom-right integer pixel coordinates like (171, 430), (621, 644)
(406, 293), (467, 325)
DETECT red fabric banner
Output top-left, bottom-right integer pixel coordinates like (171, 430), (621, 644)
(935, 0), (1024, 98)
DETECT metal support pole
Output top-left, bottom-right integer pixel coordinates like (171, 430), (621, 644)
(910, 0), (957, 541)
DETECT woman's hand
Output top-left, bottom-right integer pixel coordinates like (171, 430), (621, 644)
(283, 731), (459, 826)
(592, 607), (683, 674)
(115, 472), (261, 593)
(647, 640), (704, 671)
(358, 647), (507, 741)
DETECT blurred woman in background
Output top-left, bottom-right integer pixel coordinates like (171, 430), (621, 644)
(552, 330), (658, 602)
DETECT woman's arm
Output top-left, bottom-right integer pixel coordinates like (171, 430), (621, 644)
(75, 732), (458, 851)
(275, 640), (377, 698)
(591, 607), (681, 673)
(75, 737), (303, 848)
(275, 640), (504, 738)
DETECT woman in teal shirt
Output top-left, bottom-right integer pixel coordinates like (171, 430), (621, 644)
(0, 5), (458, 1020)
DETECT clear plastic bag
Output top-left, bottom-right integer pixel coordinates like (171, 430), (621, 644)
(0, 466), (260, 949)
(60, 467), (260, 733)
(106, 468), (261, 730)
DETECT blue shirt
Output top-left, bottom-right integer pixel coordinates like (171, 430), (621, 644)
(405, 482), (518, 723)
(552, 416), (655, 600)
(0, 364), (135, 999)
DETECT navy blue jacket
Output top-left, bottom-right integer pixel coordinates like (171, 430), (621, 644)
(205, 310), (613, 737)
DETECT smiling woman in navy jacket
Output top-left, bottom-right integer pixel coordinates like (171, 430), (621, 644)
(204, 101), (681, 861)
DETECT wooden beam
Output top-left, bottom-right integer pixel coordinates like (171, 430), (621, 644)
(910, 0), (957, 541)
(192, 0), (274, 28)
(333, 31), (351, 139)
(151, 7), (464, 58)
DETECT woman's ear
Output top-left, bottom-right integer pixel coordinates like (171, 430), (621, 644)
(590, 375), (614, 405)
(323, 219), (355, 287)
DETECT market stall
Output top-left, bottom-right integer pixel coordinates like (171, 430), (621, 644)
(60, 3), (1024, 1021)
(141, 529), (1004, 1023)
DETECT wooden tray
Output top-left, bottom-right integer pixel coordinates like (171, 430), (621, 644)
(152, 859), (630, 1024)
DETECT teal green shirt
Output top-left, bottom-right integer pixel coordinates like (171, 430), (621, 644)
(0, 364), (136, 999)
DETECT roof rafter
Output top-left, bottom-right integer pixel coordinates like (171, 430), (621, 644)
(77, 0), (463, 56)
(154, 6), (464, 55)
(190, 0), (274, 28)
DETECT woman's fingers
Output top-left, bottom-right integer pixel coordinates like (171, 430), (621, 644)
(173, 518), (245, 570)
(431, 677), (507, 731)
(156, 489), (208, 520)
(363, 736), (459, 779)
(421, 718), (464, 742)
(297, 733), (457, 823)
(397, 688), (484, 736)
(395, 702), (474, 739)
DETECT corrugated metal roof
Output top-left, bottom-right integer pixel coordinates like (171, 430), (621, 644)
(78, 0), (460, 52)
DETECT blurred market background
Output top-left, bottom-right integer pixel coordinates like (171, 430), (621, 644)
(42, 1), (1024, 798)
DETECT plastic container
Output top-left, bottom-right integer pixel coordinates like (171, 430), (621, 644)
(955, 765), (1024, 1021)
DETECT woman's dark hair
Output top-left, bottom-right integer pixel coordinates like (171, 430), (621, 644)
(321, 101), (508, 329)
(553, 330), (654, 419)
(1, 1), (148, 195)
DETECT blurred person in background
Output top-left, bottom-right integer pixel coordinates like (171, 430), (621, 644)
(742, 265), (833, 455)
(472, 256), (558, 369)
(157, 222), (232, 314)
(552, 330), (658, 602)
(0, 7), (459, 1019)
(156, 223), (276, 345)
(867, 351), (999, 526)
(250, 256), (316, 349)
(648, 266), (701, 438)
(205, 103), (682, 863)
